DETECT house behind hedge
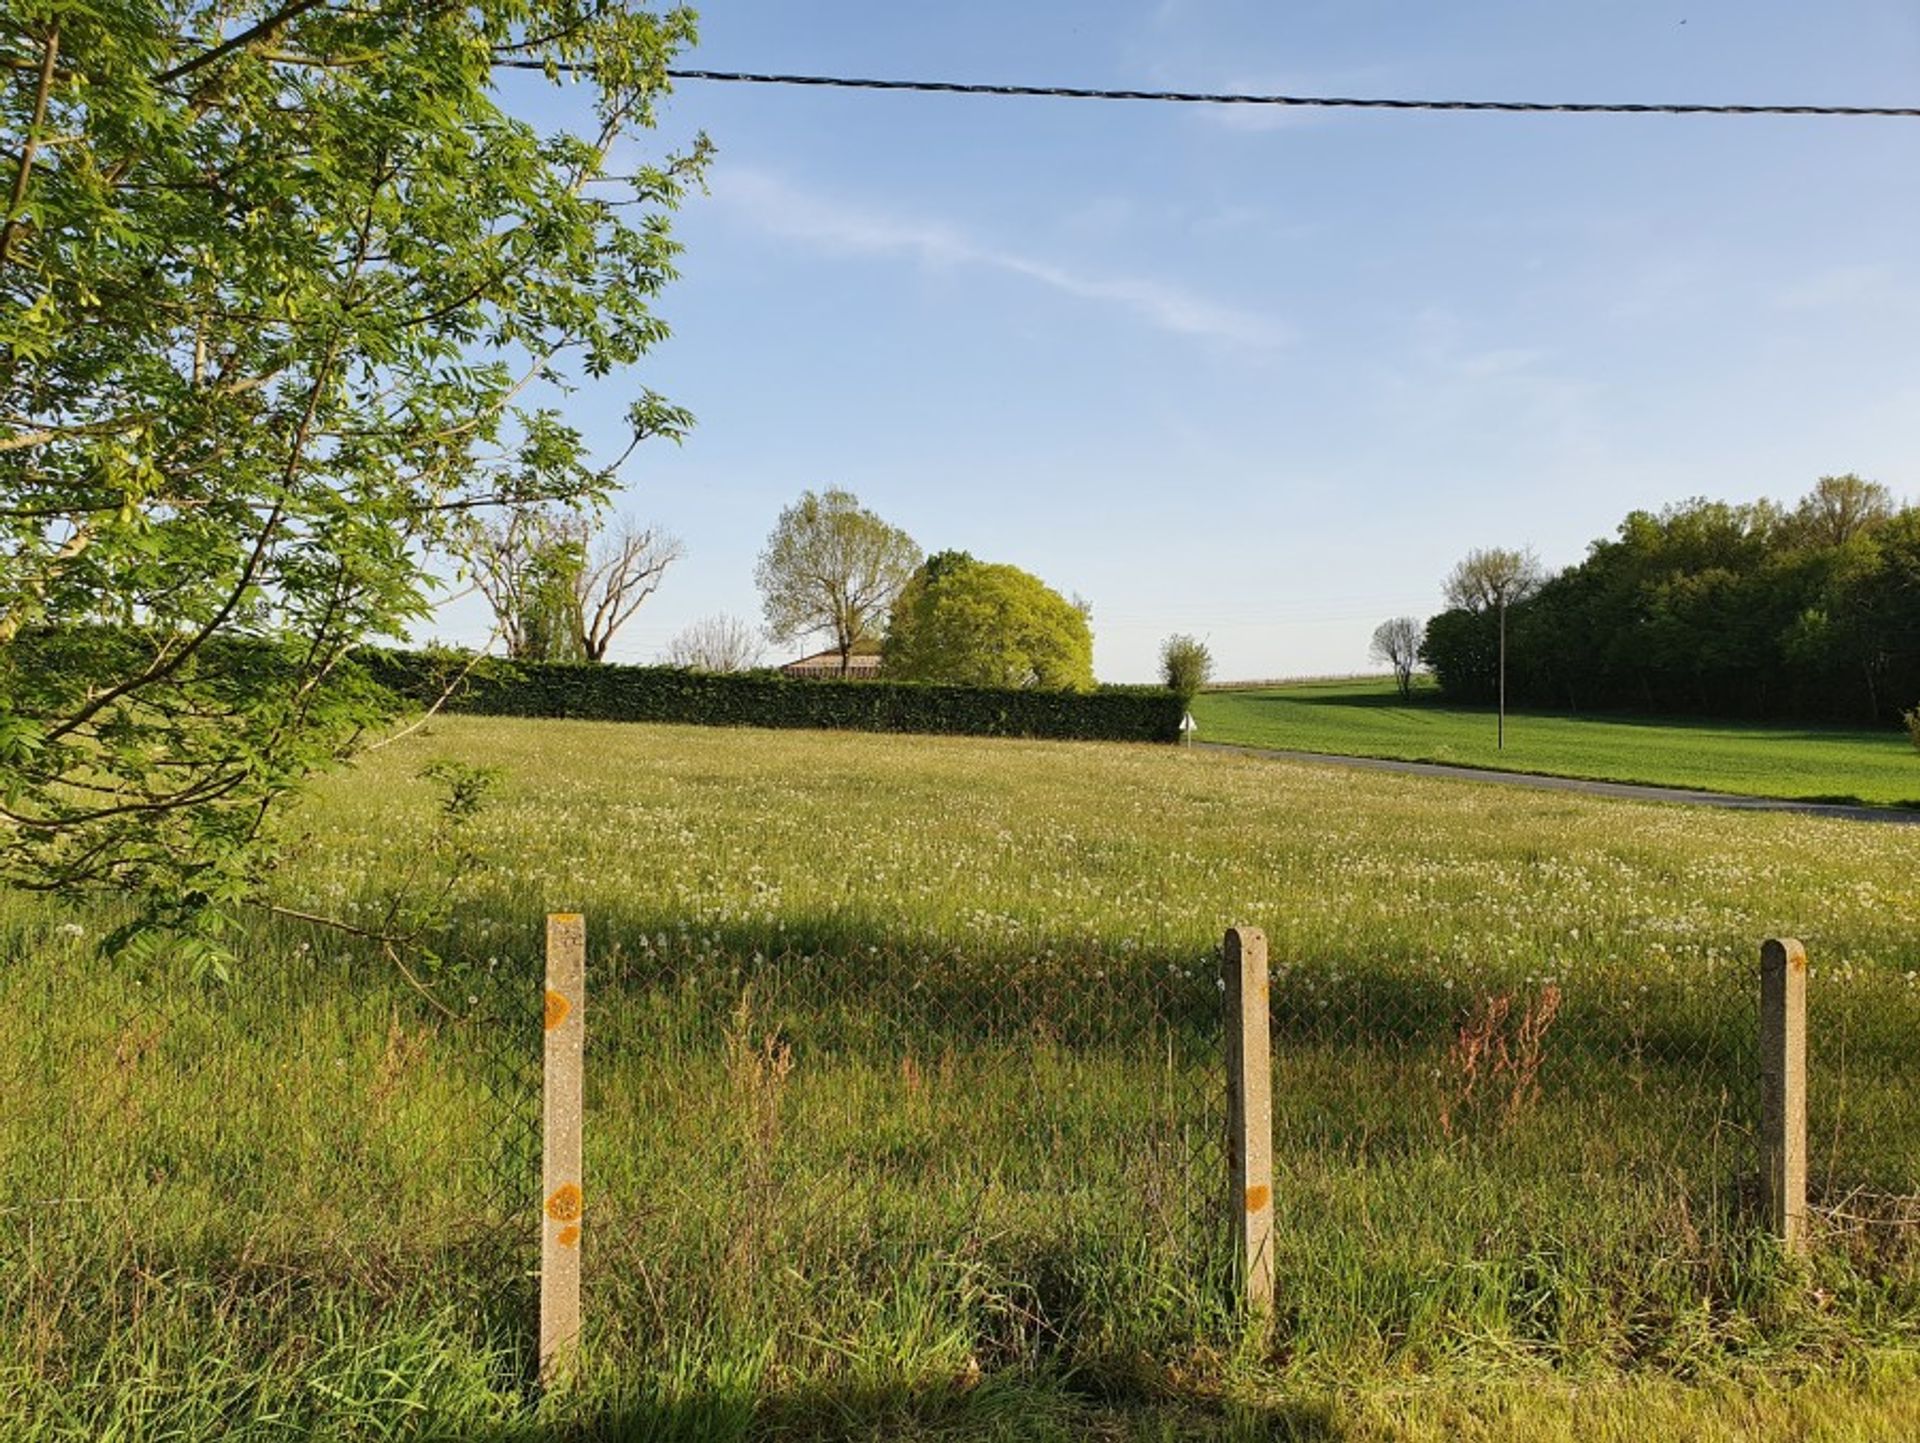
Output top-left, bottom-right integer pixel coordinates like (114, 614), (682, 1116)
(780, 645), (883, 680)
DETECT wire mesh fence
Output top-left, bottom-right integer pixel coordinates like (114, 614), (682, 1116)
(1255, 945), (1768, 1349)
(1806, 954), (1920, 1261)
(0, 933), (544, 1390)
(577, 929), (1229, 1371)
(3, 909), (1916, 1414)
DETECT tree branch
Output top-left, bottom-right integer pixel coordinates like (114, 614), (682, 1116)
(1, 26), (61, 268)
(156, 0), (332, 87)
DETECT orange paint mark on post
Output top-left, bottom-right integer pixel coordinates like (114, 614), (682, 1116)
(542, 912), (586, 1388)
(1245, 1184), (1272, 1213)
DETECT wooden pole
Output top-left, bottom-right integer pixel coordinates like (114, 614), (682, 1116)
(1497, 596), (1507, 751)
(1223, 926), (1275, 1328)
(1760, 937), (1808, 1254)
(541, 913), (586, 1385)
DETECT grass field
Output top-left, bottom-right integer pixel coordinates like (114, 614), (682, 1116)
(1192, 680), (1920, 809)
(4, 717), (1918, 1440)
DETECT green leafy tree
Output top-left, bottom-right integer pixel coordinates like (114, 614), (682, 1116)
(1422, 481), (1920, 723)
(1159, 633), (1212, 700)
(1443, 546), (1544, 749)
(0, 3), (704, 927)
(1791, 474), (1895, 548)
(884, 551), (1094, 690)
(462, 509), (586, 662)
(755, 489), (921, 675)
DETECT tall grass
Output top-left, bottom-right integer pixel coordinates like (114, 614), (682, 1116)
(3, 717), (1917, 1438)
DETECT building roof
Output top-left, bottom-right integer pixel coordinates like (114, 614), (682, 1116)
(781, 648), (884, 676)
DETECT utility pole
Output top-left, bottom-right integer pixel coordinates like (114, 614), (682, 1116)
(1498, 592), (1507, 751)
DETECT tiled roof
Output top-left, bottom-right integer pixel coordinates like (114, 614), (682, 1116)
(781, 649), (884, 675)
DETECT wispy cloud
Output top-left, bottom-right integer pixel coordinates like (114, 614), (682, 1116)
(713, 168), (1289, 347)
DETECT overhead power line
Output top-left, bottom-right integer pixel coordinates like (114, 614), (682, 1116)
(659, 68), (1920, 119)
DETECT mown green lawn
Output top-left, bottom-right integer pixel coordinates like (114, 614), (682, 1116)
(1193, 680), (1920, 808)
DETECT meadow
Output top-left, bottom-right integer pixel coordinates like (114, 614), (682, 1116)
(1192, 680), (1920, 809)
(3, 716), (1918, 1440)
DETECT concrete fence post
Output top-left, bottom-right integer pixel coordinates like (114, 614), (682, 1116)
(1760, 936), (1808, 1254)
(541, 913), (586, 1385)
(1223, 926), (1276, 1328)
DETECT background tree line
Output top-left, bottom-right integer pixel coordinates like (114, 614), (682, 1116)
(1419, 476), (1920, 724)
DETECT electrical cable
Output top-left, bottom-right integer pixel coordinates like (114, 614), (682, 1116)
(653, 68), (1920, 119)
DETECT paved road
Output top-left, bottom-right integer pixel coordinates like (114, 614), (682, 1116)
(1195, 742), (1920, 827)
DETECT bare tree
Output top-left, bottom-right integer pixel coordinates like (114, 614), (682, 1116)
(665, 614), (765, 672)
(1369, 617), (1424, 701)
(573, 519), (684, 662)
(1442, 547), (1544, 750)
(460, 510), (680, 662)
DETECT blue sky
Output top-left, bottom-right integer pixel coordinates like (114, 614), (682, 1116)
(434, 0), (1920, 681)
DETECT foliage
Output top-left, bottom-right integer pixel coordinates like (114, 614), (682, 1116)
(1193, 679), (1920, 808)
(0, 1), (704, 920)
(1158, 634), (1213, 700)
(1422, 482), (1920, 723)
(1791, 473), (1895, 547)
(1419, 607), (1499, 701)
(663, 613), (765, 672)
(1368, 617), (1424, 700)
(754, 488), (921, 673)
(883, 550), (1095, 690)
(365, 648), (1183, 742)
(1442, 546), (1545, 613)
(461, 508), (587, 662)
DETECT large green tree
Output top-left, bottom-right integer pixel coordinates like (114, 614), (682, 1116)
(1420, 482), (1920, 724)
(0, 2), (703, 924)
(883, 551), (1094, 691)
(754, 488), (921, 675)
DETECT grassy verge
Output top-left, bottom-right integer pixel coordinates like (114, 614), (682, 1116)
(1191, 680), (1920, 808)
(4, 717), (1918, 1438)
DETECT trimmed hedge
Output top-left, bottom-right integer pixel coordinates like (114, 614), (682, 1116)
(360, 650), (1185, 743)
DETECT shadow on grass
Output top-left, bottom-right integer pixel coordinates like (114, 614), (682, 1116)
(1234, 688), (1444, 713)
(458, 1374), (1345, 1443)
(423, 904), (1762, 1072)
(1233, 685), (1904, 745)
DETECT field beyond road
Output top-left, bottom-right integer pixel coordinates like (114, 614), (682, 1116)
(1193, 680), (1920, 809)
(5, 717), (1918, 1440)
